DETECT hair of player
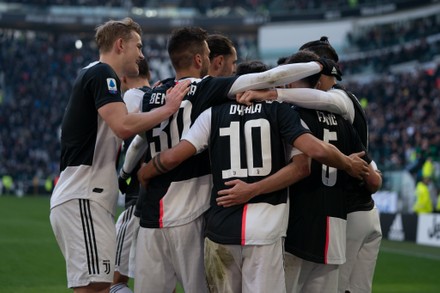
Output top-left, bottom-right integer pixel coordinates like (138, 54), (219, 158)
(95, 17), (142, 54)
(285, 51), (322, 88)
(207, 33), (235, 61)
(167, 26), (209, 71)
(277, 56), (289, 65)
(299, 36), (339, 62)
(137, 58), (151, 80)
(235, 60), (269, 75)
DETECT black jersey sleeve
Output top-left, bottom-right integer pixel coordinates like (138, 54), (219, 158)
(197, 76), (239, 107)
(276, 102), (311, 145)
(84, 63), (124, 110)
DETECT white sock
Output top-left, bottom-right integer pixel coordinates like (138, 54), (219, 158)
(110, 283), (133, 293)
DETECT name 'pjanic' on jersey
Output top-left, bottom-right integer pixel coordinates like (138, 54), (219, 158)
(316, 111), (338, 126)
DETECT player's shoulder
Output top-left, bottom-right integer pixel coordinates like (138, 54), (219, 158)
(151, 77), (175, 93)
(267, 100), (296, 110)
(81, 61), (118, 85)
(138, 85), (152, 94)
(84, 61), (115, 75)
(331, 84), (354, 98)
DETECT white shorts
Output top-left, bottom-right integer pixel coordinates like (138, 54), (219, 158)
(128, 215), (140, 278)
(134, 216), (208, 293)
(115, 204), (138, 278)
(285, 252), (339, 293)
(50, 199), (116, 288)
(338, 206), (382, 293)
(205, 237), (286, 293)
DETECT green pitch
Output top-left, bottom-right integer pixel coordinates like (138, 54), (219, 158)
(1, 196), (439, 293)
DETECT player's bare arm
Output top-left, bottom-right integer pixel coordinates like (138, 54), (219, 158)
(216, 154), (311, 207)
(137, 140), (197, 187)
(293, 133), (369, 180)
(98, 79), (191, 139)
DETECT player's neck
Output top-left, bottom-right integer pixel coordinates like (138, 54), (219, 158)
(175, 68), (201, 80)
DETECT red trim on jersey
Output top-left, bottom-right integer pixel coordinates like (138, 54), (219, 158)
(241, 204), (248, 246)
(324, 216), (330, 264)
(159, 199), (164, 228)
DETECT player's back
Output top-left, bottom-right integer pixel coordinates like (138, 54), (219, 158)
(332, 84), (374, 212)
(286, 107), (366, 264)
(139, 75), (237, 228)
(205, 100), (309, 246)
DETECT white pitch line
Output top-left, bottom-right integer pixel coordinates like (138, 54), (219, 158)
(381, 246), (440, 260)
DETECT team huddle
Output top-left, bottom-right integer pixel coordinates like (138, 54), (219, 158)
(50, 17), (383, 293)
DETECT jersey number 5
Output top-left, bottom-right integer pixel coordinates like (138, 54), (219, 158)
(322, 128), (337, 186)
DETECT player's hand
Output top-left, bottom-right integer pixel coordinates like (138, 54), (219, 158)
(152, 79), (162, 88)
(216, 179), (256, 207)
(347, 151), (369, 180)
(118, 175), (128, 194)
(317, 58), (342, 80)
(137, 163), (149, 188)
(164, 79), (191, 112)
(118, 168), (130, 194)
(236, 89), (277, 106)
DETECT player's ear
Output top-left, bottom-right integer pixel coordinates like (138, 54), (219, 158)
(114, 38), (124, 53)
(216, 55), (224, 67)
(194, 53), (203, 68)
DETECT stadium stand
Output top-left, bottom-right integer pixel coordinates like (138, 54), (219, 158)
(1, 0), (439, 206)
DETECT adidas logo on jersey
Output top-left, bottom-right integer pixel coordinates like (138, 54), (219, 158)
(388, 213), (405, 241)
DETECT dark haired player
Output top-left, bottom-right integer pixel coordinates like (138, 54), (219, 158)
(207, 33), (238, 77)
(237, 37), (383, 293)
(119, 27), (346, 292)
(111, 58), (152, 293)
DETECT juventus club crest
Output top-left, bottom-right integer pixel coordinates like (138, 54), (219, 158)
(103, 260), (111, 274)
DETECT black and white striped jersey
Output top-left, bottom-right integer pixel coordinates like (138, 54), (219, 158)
(138, 75), (238, 228)
(119, 86), (152, 208)
(332, 84), (375, 213)
(184, 101), (310, 245)
(51, 62), (124, 215)
(285, 107), (369, 264)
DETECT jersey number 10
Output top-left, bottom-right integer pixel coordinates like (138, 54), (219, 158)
(220, 119), (272, 179)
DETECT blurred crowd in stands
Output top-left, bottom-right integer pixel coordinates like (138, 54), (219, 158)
(1, 8), (440, 198)
(8, 0), (412, 14)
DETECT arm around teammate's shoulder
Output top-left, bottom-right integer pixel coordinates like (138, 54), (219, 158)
(137, 140), (197, 187)
(98, 80), (191, 139)
(292, 133), (369, 180)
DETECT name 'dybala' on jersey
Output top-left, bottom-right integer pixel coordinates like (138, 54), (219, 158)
(316, 111), (338, 126)
(229, 103), (262, 116)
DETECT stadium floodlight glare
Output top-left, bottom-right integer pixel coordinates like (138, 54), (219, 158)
(75, 40), (83, 50)
(145, 9), (158, 17)
(132, 8), (143, 15)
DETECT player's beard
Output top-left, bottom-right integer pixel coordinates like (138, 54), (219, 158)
(200, 62), (209, 78)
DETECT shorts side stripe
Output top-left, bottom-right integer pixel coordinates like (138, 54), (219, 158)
(116, 205), (135, 265)
(79, 199), (100, 275)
